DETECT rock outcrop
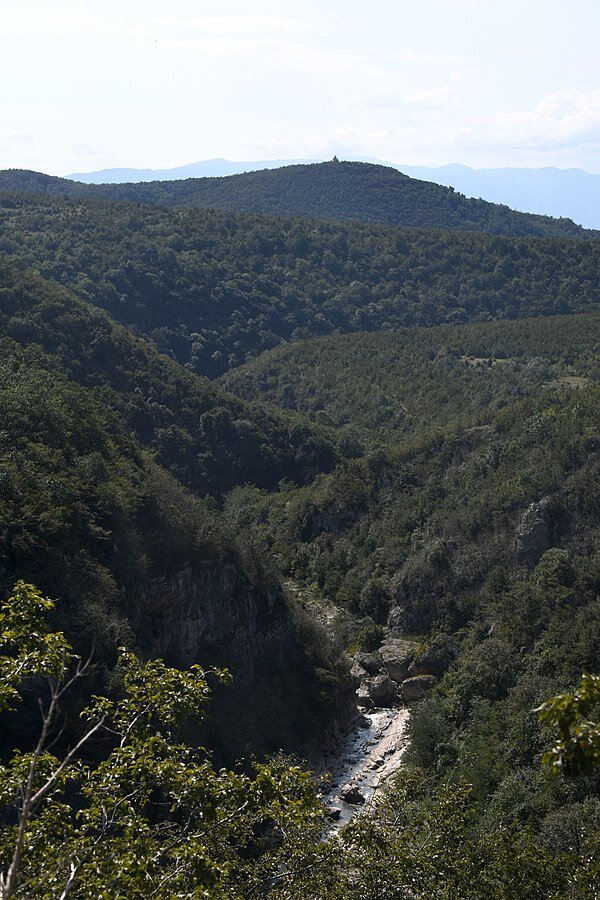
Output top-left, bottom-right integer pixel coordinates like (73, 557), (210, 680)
(304, 499), (362, 539)
(400, 675), (437, 702)
(355, 672), (399, 710)
(133, 560), (356, 760)
(352, 637), (448, 708)
(368, 673), (399, 707)
(139, 562), (288, 677)
(356, 683), (374, 709)
(379, 638), (419, 683)
(514, 497), (553, 562)
(354, 651), (383, 676)
(387, 605), (406, 632)
(409, 634), (458, 678)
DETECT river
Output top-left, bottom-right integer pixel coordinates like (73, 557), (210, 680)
(317, 705), (410, 829)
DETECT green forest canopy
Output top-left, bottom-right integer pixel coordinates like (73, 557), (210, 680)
(0, 190), (598, 376)
(0, 160), (594, 237)
(0, 165), (599, 895)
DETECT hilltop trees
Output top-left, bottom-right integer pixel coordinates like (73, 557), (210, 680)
(0, 193), (598, 377)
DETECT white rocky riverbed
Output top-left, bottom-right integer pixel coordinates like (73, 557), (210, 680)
(317, 705), (410, 830)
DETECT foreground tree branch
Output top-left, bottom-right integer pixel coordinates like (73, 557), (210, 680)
(0, 582), (324, 899)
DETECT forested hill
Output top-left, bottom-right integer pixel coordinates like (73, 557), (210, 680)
(0, 191), (599, 378)
(0, 161), (594, 238)
(2, 159), (600, 889)
(221, 313), (600, 447)
(0, 261), (340, 497)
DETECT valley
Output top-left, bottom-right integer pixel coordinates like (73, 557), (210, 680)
(0, 161), (598, 896)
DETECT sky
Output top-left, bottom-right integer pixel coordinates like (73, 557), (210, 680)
(3, 0), (600, 175)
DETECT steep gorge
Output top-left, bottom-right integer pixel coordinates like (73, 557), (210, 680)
(130, 560), (356, 761)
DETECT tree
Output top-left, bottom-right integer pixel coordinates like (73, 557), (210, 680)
(0, 582), (322, 899)
(537, 673), (600, 776)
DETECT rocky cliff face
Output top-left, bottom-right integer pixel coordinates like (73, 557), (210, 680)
(131, 559), (356, 761)
(514, 497), (553, 563)
(139, 562), (290, 677)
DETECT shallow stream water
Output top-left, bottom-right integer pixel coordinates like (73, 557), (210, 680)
(316, 706), (410, 829)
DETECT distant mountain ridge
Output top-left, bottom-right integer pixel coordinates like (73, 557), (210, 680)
(67, 157), (600, 230)
(0, 161), (593, 239)
(68, 157), (321, 183)
(398, 163), (600, 231)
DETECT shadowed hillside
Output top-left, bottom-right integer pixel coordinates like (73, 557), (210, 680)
(0, 261), (340, 497)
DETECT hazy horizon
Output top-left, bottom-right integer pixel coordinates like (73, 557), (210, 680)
(65, 157), (599, 179)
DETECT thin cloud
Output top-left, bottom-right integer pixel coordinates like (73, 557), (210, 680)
(364, 84), (457, 110)
(493, 90), (600, 147)
(28, 15), (312, 39)
(386, 50), (466, 67)
(69, 139), (115, 160)
(0, 129), (33, 149)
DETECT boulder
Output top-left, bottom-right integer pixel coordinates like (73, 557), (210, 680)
(400, 675), (437, 702)
(368, 673), (399, 707)
(325, 805), (342, 821)
(409, 634), (458, 678)
(342, 786), (365, 805)
(354, 652), (382, 676)
(350, 660), (367, 682)
(514, 497), (552, 563)
(356, 684), (373, 709)
(379, 638), (419, 683)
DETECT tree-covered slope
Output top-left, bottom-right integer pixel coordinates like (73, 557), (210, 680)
(0, 192), (599, 377)
(2, 316), (598, 884)
(0, 161), (594, 238)
(0, 261), (340, 497)
(256, 386), (598, 628)
(0, 335), (211, 645)
(0, 306), (347, 761)
(228, 381), (600, 839)
(222, 314), (600, 447)
(0, 167), (599, 889)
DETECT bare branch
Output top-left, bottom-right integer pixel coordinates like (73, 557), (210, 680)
(29, 715), (107, 810)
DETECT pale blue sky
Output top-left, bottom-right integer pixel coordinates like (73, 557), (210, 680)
(3, 0), (600, 174)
